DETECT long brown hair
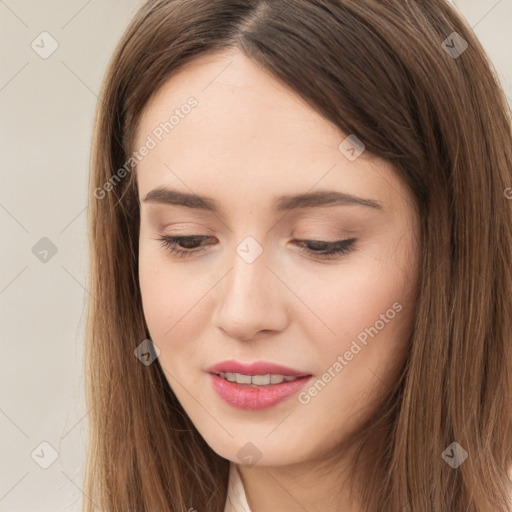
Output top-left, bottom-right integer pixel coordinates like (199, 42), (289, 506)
(84, 1), (512, 510)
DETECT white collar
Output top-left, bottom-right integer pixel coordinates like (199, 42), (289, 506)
(224, 462), (252, 512)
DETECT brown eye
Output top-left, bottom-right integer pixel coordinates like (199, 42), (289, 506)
(294, 238), (356, 258)
(157, 235), (357, 260)
(158, 235), (211, 257)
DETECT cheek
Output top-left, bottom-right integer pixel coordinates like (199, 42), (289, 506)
(304, 264), (413, 337)
(138, 248), (197, 346)
(299, 244), (417, 378)
(292, 270), (415, 434)
(139, 265), (206, 393)
(139, 260), (171, 337)
(138, 246), (226, 377)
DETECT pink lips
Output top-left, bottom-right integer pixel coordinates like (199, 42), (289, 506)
(205, 360), (312, 410)
(206, 360), (311, 377)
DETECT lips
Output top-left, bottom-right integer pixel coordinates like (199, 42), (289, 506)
(208, 374), (312, 410)
(205, 360), (313, 410)
(205, 360), (311, 377)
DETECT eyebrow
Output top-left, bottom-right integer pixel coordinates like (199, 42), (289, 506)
(142, 187), (383, 213)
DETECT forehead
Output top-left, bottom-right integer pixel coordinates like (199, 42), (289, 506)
(133, 49), (409, 215)
(134, 48), (341, 152)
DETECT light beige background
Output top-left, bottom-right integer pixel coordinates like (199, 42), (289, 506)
(0, 1), (511, 510)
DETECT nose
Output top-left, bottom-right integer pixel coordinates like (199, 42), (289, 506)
(210, 242), (289, 342)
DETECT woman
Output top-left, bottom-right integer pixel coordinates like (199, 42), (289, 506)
(84, 1), (512, 511)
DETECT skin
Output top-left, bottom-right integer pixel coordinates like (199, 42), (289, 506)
(135, 48), (421, 512)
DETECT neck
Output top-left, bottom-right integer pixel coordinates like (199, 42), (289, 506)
(236, 444), (368, 512)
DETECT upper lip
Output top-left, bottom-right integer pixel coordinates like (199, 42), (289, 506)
(205, 360), (311, 377)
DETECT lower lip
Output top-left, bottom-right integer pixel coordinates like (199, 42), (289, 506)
(208, 373), (312, 410)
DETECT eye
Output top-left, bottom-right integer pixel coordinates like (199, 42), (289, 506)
(157, 235), (357, 259)
(157, 235), (211, 258)
(294, 238), (356, 259)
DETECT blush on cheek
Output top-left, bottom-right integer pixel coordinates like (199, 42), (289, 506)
(140, 272), (205, 351)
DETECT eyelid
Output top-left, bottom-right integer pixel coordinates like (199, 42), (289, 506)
(156, 234), (357, 260)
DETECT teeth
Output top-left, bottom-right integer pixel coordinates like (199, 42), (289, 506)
(219, 372), (300, 386)
(252, 374), (270, 385)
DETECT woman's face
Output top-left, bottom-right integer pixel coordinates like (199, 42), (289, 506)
(135, 48), (421, 467)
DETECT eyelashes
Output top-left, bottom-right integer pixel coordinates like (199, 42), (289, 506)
(157, 235), (210, 258)
(295, 238), (356, 258)
(156, 235), (356, 260)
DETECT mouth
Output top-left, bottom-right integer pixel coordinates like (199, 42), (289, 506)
(213, 371), (307, 386)
(205, 360), (313, 410)
(205, 359), (311, 378)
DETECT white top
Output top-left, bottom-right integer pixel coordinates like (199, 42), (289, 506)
(224, 462), (252, 512)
